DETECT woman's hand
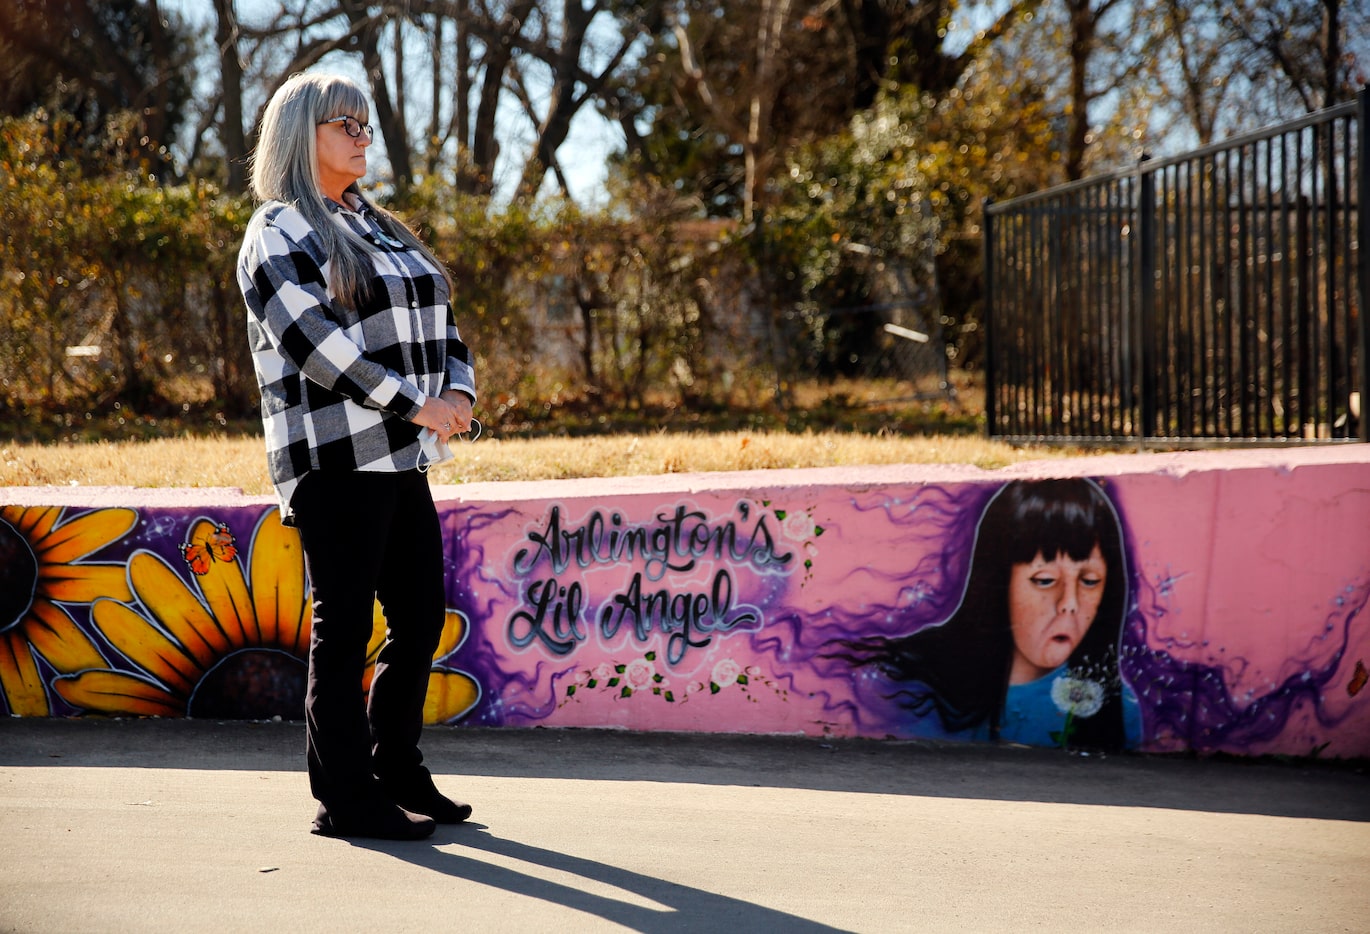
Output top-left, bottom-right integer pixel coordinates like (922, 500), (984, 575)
(414, 395), (469, 443)
(439, 390), (474, 435)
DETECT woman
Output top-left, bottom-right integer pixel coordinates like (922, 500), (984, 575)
(238, 73), (476, 839)
(841, 478), (1140, 751)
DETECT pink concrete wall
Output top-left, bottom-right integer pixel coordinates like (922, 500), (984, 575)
(3, 447), (1368, 757)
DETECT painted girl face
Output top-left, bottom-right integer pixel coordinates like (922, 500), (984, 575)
(1007, 545), (1107, 684)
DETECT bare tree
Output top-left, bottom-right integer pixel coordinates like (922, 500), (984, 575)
(1056, 0), (1143, 180)
(212, 0), (250, 192)
(1151, 0), (1229, 145)
(1220, 0), (1368, 113)
(329, 0), (412, 191)
(464, 0), (540, 195)
(670, 0), (795, 223)
(508, 0), (663, 200)
(1136, 0), (1368, 152)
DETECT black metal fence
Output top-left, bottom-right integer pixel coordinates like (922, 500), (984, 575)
(984, 90), (1368, 445)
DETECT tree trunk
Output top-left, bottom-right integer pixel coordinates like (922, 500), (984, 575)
(469, 0), (537, 196)
(1065, 0), (1096, 181)
(213, 0), (249, 193)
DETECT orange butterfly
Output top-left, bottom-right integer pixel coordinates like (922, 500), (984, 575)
(1348, 659), (1368, 698)
(180, 523), (238, 575)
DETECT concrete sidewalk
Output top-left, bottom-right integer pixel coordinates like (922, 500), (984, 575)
(1, 719), (1367, 933)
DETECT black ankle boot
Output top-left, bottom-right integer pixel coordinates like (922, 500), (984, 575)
(311, 800), (436, 840)
(377, 766), (473, 824)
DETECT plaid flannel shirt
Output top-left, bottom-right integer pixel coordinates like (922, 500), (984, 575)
(238, 196), (477, 523)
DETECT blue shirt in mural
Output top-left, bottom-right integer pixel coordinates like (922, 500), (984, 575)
(901, 666), (1144, 748)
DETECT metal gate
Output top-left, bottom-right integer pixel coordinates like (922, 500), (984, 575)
(984, 90), (1368, 445)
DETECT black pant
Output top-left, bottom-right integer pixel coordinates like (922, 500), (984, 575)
(291, 468), (446, 813)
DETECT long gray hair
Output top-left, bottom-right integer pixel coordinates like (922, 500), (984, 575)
(247, 72), (451, 308)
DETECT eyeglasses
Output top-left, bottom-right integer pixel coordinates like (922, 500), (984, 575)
(318, 115), (374, 139)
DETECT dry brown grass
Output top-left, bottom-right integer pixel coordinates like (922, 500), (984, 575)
(0, 431), (1077, 493)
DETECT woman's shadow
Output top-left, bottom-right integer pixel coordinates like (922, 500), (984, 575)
(345, 822), (851, 933)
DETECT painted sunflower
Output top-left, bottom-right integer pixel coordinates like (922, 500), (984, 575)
(54, 510), (480, 723)
(0, 505), (136, 716)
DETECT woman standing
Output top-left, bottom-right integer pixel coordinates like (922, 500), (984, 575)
(238, 73), (476, 840)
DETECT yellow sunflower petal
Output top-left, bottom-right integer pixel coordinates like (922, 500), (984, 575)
(24, 598), (107, 673)
(366, 599), (388, 663)
(249, 510), (308, 650)
(53, 671), (184, 717)
(296, 600), (314, 658)
(127, 551), (229, 666)
(2, 504), (59, 539)
(39, 563), (133, 605)
(359, 600), (389, 695)
(37, 507), (137, 564)
(91, 599), (200, 694)
(0, 630), (50, 717)
(432, 609), (469, 662)
(185, 518), (256, 648)
(423, 669), (481, 724)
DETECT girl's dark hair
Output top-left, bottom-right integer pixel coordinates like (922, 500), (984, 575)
(841, 478), (1129, 750)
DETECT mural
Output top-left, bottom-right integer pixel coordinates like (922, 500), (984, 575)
(0, 505), (478, 725)
(3, 451), (1368, 758)
(825, 478), (1142, 750)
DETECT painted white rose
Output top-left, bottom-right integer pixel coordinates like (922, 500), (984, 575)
(625, 657), (656, 689)
(712, 658), (742, 688)
(782, 512), (816, 542)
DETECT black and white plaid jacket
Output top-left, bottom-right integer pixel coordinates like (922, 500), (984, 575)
(238, 195), (477, 523)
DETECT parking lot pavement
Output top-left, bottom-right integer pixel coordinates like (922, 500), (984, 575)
(2, 718), (1367, 933)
